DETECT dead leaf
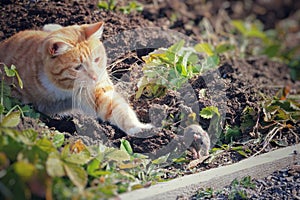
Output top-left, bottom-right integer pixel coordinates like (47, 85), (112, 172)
(70, 139), (86, 153)
(187, 155), (209, 169)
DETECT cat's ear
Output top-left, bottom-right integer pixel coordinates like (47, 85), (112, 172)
(43, 24), (63, 32)
(48, 41), (72, 56)
(84, 22), (104, 39)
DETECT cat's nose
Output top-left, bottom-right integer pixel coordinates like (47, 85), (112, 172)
(89, 74), (97, 81)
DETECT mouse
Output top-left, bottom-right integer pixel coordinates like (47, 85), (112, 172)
(184, 124), (211, 159)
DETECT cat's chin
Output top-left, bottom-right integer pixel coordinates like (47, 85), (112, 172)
(126, 123), (154, 136)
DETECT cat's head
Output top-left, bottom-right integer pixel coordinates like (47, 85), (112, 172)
(41, 22), (107, 90)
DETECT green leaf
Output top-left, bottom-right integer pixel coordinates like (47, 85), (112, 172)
(272, 139), (288, 147)
(231, 20), (248, 36)
(291, 111), (300, 121)
(4, 65), (16, 77)
(246, 28), (267, 41)
(87, 158), (112, 176)
(64, 149), (91, 165)
(276, 108), (290, 120)
(172, 156), (189, 163)
(240, 176), (255, 189)
(1, 111), (20, 127)
(224, 126), (241, 143)
(215, 43), (235, 54)
(203, 55), (220, 69)
(46, 152), (65, 177)
(19, 129), (38, 145)
(200, 106), (220, 119)
(262, 44), (281, 58)
(0, 104), (4, 115)
(120, 139), (133, 155)
(35, 137), (56, 153)
(187, 52), (199, 65)
(98, 1), (109, 10)
(194, 43), (214, 56)
(104, 147), (130, 162)
(3, 97), (12, 111)
(132, 152), (148, 159)
(14, 161), (35, 181)
(64, 162), (87, 190)
(14, 70), (23, 89)
(152, 153), (170, 165)
(241, 107), (256, 133)
(53, 132), (65, 148)
(87, 158), (100, 176)
(236, 150), (248, 157)
(169, 40), (185, 54)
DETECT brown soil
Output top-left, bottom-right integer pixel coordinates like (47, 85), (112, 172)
(0, 0), (299, 171)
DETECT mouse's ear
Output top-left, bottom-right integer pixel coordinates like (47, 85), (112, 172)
(83, 22), (104, 39)
(193, 133), (201, 140)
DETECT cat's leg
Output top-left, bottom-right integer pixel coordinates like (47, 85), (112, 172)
(94, 82), (153, 135)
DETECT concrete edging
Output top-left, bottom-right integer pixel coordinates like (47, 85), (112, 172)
(119, 144), (300, 200)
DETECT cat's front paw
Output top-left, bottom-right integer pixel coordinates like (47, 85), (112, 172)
(127, 123), (154, 136)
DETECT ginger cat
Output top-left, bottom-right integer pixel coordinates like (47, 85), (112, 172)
(0, 22), (152, 135)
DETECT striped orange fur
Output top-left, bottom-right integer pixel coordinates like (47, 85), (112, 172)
(0, 22), (152, 135)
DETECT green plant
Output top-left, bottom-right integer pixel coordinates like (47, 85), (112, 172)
(195, 176), (255, 199)
(231, 19), (280, 58)
(98, 0), (143, 14)
(0, 118), (169, 199)
(136, 40), (228, 98)
(0, 64), (23, 121)
(232, 18), (300, 64)
(228, 176), (256, 200)
(223, 125), (242, 143)
(0, 63), (39, 120)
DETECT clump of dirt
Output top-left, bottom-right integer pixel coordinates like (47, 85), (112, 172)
(0, 0), (299, 170)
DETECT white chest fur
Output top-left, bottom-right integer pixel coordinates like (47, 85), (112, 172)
(39, 72), (73, 101)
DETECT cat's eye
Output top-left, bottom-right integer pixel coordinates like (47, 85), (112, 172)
(94, 57), (100, 63)
(75, 64), (83, 71)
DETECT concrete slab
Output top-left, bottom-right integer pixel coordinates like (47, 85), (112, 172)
(118, 144), (300, 200)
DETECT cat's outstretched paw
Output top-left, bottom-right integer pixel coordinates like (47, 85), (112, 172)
(127, 123), (154, 136)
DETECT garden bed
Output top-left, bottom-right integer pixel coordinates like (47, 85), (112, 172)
(0, 0), (299, 199)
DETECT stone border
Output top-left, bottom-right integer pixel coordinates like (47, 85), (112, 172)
(118, 144), (300, 200)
